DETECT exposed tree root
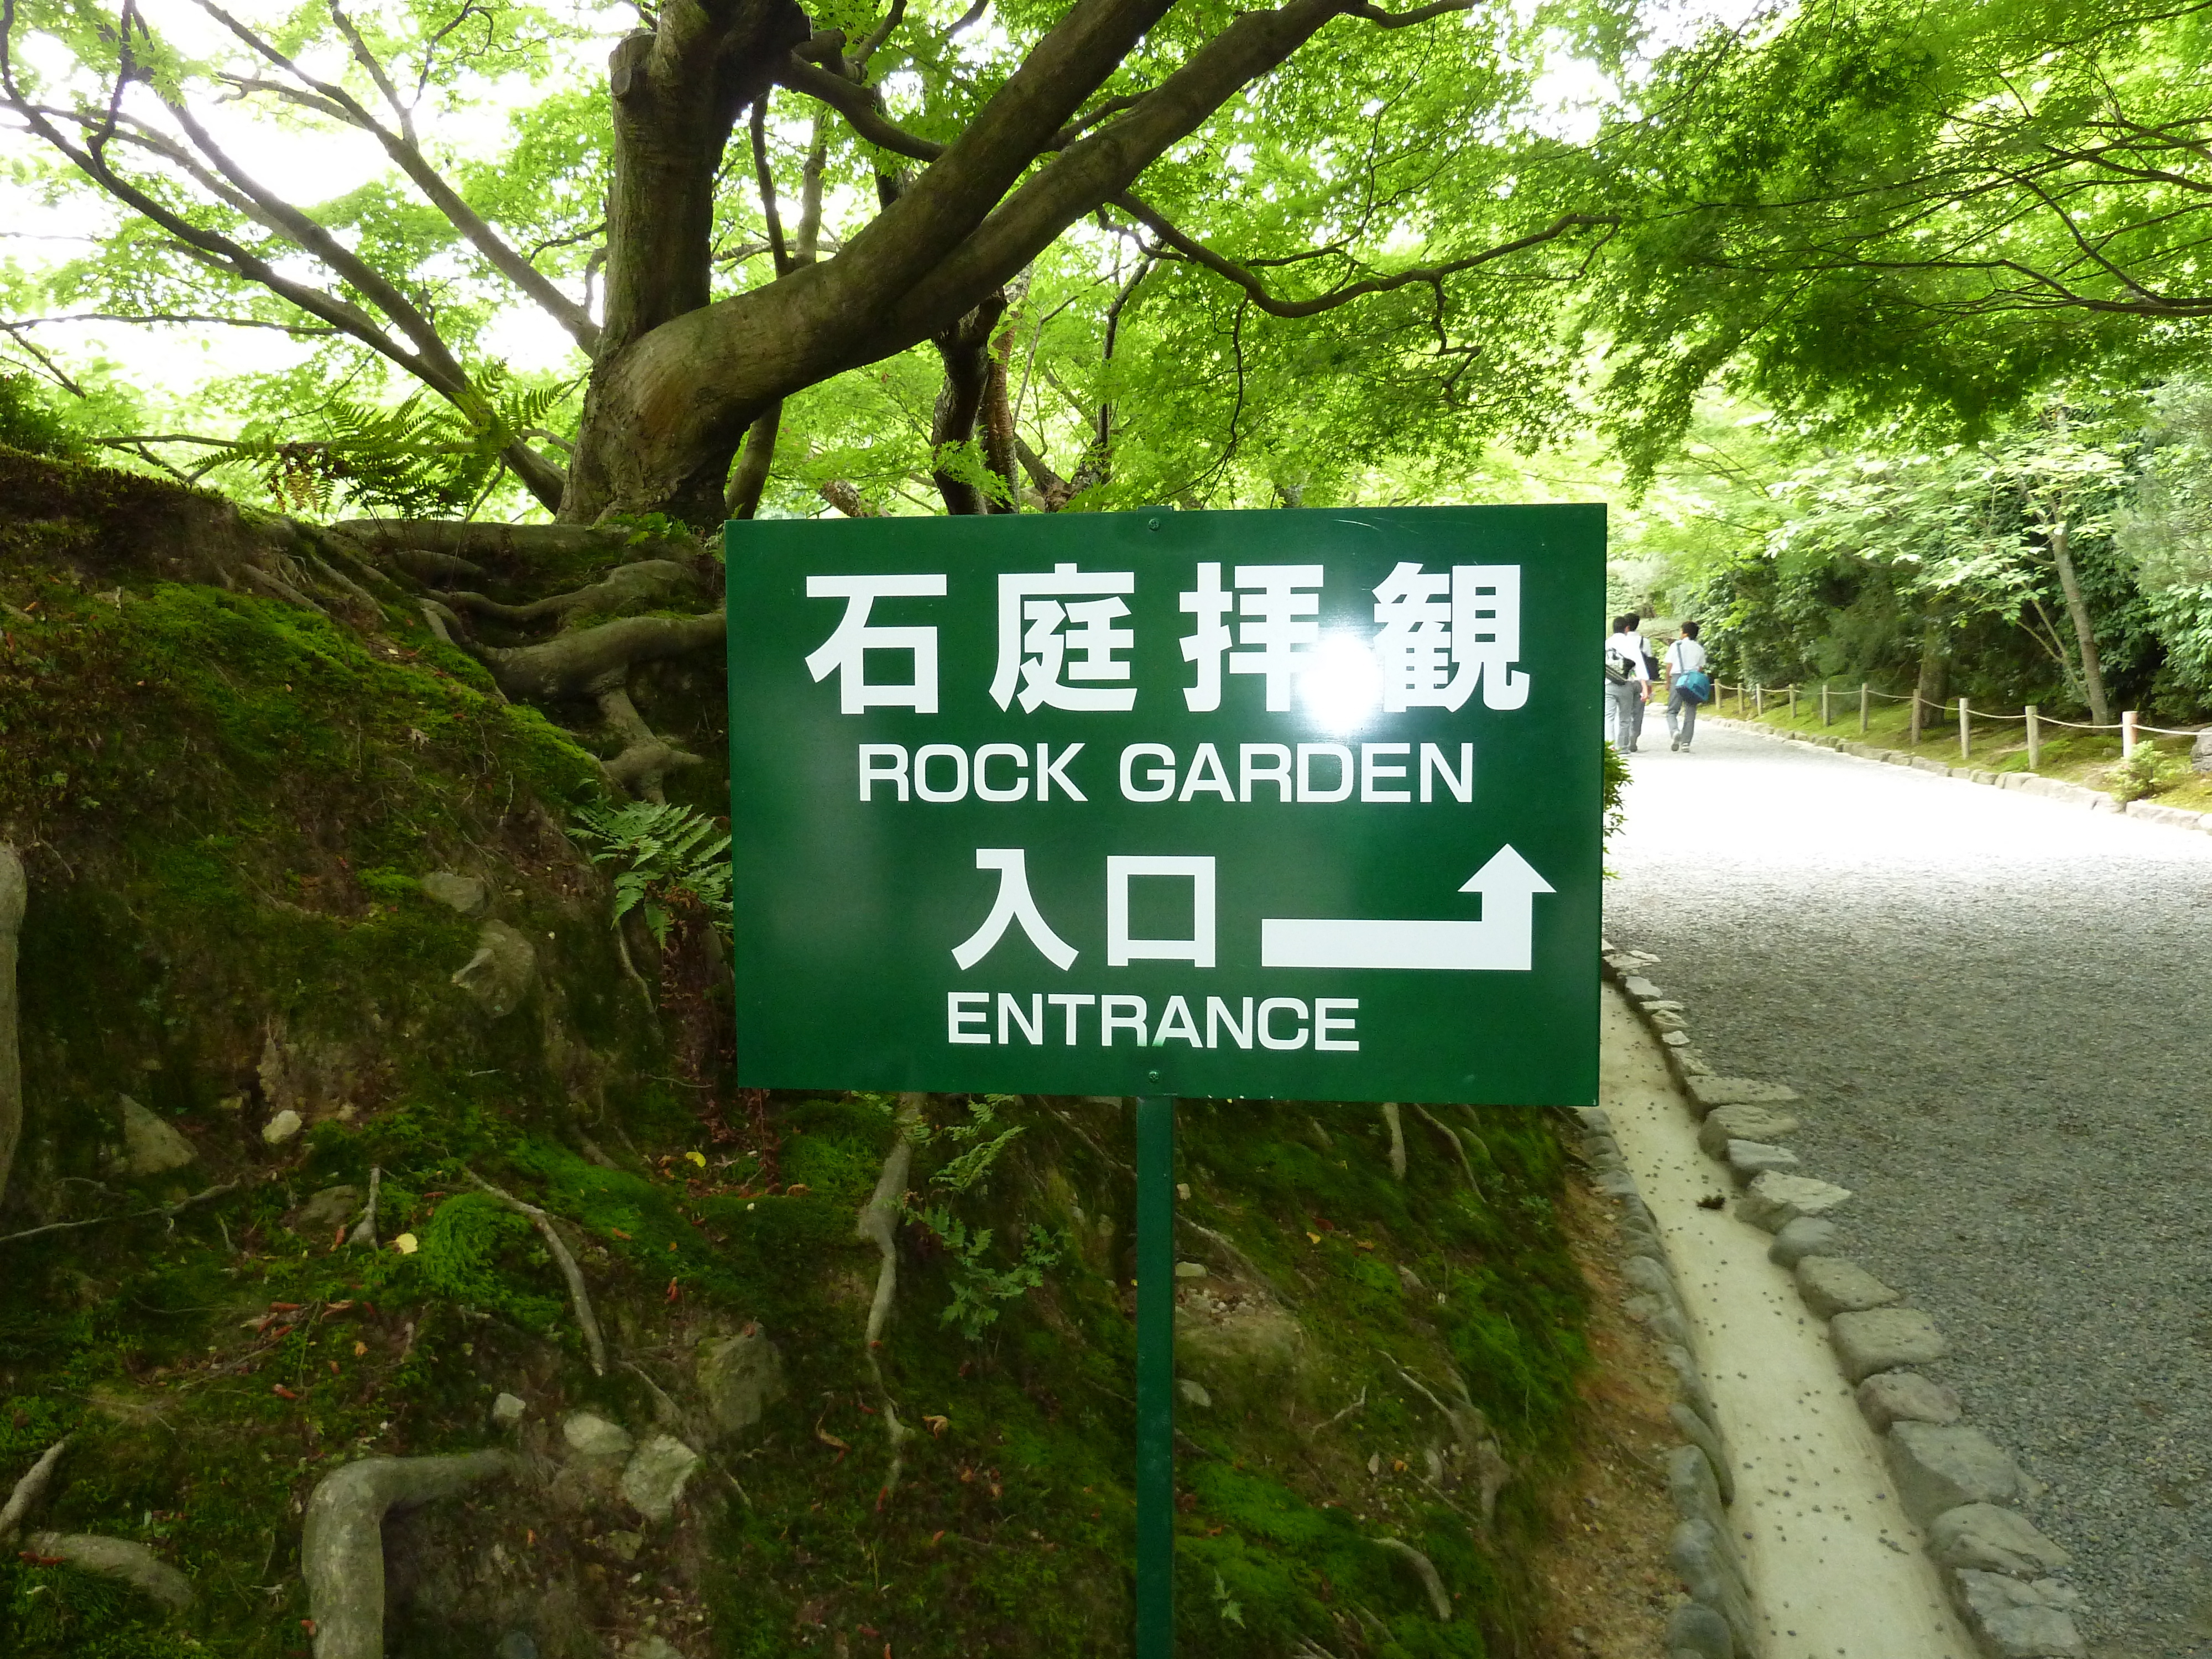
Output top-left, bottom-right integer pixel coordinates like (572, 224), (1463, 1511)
(461, 1168), (608, 1375)
(1410, 1104), (1483, 1199)
(301, 1451), (520, 1659)
(0, 845), (22, 1208)
(596, 682), (703, 804)
(347, 1165), (381, 1249)
(24, 1533), (194, 1609)
(857, 1095), (924, 1503)
(0, 1181), (243, 1249)
(1372, 1536), (1452, 1621)
(0, 1437), (68, 1542)
(331, 519), (707, 570)
(1381, 1102), (1406, 1180)
(441, 556), (703, 628)
(1308, 1385), (1367, 1437)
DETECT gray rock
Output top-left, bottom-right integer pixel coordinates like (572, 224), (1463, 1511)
(490, 1392), (526, 1430)
(1856, 1370), (1961, 1432)
(620, 1433), (701, 1521)
(1175, 1259), (1208, 1279)
(1950, 1570), (2086, 1657)
(1796, 1257), (1901, 1318)
(2194, 729), (2212, 774)
(1929, 1504), (2073, 1578)
(1622, 975), (1663, 1000)
(295, 1184), (360, 1232)
(1887, 1422), (2027, 1525)
(261, 1107), (304, 1146)
(1177, 1378), (1212, 1408)
(1767, 1217), (1839, 1267)
(1593, 1168), (1639, 1199)
(1648, 1010), (1688, 1031)
(696, 1327), (786, 1441)
(1723, 1139), (1799, 1181)
(1665, 1600), (1734, 1659)
(1832, 1307), (1947, 1383)
(1698, 1103), (1802, 1157)
(1683, 1076), (1800, 1119)
(1736, 1171), (1853, 1232)
(625, 1641), (685, 1659)
(419, 871), (491, 916)
(1621, 1254), (1679, 1302)
(1575, 1107), (1613, 1133)
(451, 919), (538, 1018)
(1670, 1402), (1735, 1505)
(562, 1411), (634, 1458)
(495, 1634), (538, 1659)
(1668, 1520), (1756, 1656)
(1662, 1347), (1720, 1436)
(116, 1094), (195, 1176)
(1661, 1029), (1692, 1048)
(1626, 1293), (1694, 1350)
(1666, 1443), (1726, 1533)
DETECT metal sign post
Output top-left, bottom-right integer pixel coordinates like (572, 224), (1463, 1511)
(726, 504), (1603, 1655)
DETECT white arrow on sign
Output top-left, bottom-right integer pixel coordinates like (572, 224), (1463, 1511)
(1259, 845), (1556, 971)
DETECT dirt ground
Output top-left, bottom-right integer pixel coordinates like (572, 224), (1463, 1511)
(1522, 1166), (1687, 1659)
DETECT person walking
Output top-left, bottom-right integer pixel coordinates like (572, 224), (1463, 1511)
(1605, 614), (1651, 752)
(1665, 620), (1710, 751)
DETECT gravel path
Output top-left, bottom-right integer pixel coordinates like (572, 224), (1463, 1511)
(1605, 721), (2212, 1659)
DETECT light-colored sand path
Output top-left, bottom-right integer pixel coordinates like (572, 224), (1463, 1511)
(1601, 987), (1976, 1658)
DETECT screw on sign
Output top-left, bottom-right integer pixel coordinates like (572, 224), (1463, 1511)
(727, 504), (1604, 1655)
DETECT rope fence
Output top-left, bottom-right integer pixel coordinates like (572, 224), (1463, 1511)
(1700, 678), (2204, 771)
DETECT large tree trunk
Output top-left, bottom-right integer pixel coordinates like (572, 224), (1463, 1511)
(2048, 518), (2111, 726)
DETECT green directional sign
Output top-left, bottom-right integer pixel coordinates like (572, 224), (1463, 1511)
(725, 505), (1603, 1107)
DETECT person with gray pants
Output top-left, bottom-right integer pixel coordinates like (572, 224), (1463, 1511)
(1605, 613), (1651, 752)
(1665, 619), (1709, 750)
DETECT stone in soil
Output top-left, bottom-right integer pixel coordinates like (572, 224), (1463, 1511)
(1856, 1370), (1961, 1432)
(117, 1095), (196, 1176)
(1723, 1139), (1799, 1181)
(1928, 1504), (2073, 1578)
(294, 1183), (360, 1232)
(1949, 1569), (2086, 1658)
(620, 1432), (702, 1522)
(1698, 1102), (1801, 1157)
(1622, 975), (1664, 1000)
(697, 1327), (785, 1441)
(1669, 1519), (1756, 1656)
(1795, 1256), (1902, 1318)
(1683, 1076), (1800, 1119)
(1829, 1306), (1945, 1383)
(1662, 1347), (1721, 1436)
(490, 1391), (526, 1429)
(1736, 1171), (1853, 1232)
(1666, 1443), (1726, 1533)
(1766, 1217), (1839, 1267)
(260, 1107), (303, 1146)
(562, 1411), (634, 1458)
(418, 870), (489, 916)
(1886, 1422), (2028, 1525)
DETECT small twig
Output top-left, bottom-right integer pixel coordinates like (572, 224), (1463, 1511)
(0, 1182), (241, 1248)
(461, 1168), (607, 1375)
(346, 1165), (381, 1248)
(0, 1437), (69, 1543)
(1310, 1385), (1367, 1436)
(857, 1097), (922, 1502)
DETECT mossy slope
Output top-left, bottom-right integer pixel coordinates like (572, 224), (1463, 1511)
(0, 454), (1599, 1659)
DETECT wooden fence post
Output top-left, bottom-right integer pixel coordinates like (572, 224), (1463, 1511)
(1822, 684), (1832, 727)
(1788, 685), (1798, 722)
(1754, 684), (1764, 718)
(2122, 710), (2138, 759)
(1860, 682), (1870, 733)
(1958, 697), (1971, 760)
(1908, 693), (1922, 749)
(2026, 705), (2040, 772)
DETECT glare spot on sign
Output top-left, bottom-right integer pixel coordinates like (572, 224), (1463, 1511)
(1300, 633), (1379, 733)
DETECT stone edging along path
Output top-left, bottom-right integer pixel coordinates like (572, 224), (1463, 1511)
(1703, 714), (2212, 834)
(1568, 1083), (1764, 1658)
(1593, 939), (2090, 1659)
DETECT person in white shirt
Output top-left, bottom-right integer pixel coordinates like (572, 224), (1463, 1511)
(1604, 614), (1651, 752)
(1665, 620), (1709, 750)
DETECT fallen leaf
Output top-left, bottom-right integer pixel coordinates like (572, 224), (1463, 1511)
(929, 1531), (945, 1548)
(685, 1150), (706, 1167)
(1306, 1233), (1321, 1245)
(815, 1421), (852, 1454)
(301, 1619), (316, 1635)
(328, 1361), (340, 1376)
(330, 1226), (347, 1251)
(353, 1341), (367, 1357)
(393, 1233), (419, 1255)
(273, 1385), (299, 1400)
(665, 1278), (681, 1303)
(1354, 1241), (1375, 1251)
(525, 1529), (536, 1547)
(325, 1301), (354, 1313)
(784, 1183), (811, 1196)
(268, 1302), (304, 1312)
(922, 1415), (949, 1437)
(609, 1228), (632, 1240)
